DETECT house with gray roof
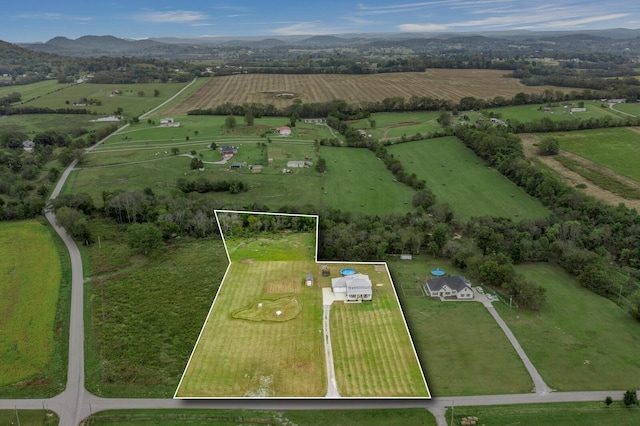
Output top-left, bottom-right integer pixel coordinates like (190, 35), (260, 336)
(425, 275), (474, 300)
(331, 273), (373, 301)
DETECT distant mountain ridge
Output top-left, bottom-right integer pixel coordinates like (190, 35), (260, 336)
(13, 28), (640, 59)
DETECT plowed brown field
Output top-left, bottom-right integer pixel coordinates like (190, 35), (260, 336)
(164, 69), (561, 114)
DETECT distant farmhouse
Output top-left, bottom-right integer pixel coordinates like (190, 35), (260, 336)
(332, 273), (373, 302)
(22, 140), (35, 153)
(219, 146), (238, 160)
(304, 118), (325, 125)
(160, 117), (181, 127)
(277, 126), (292, 136)
(286, 160), (312, 168)
(425, 275), (474, 300)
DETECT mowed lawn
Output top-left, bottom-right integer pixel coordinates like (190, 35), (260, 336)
(327, 263), (430, 397)
(0, 221), (61, 386)
(550, 127), (640, 182)
(387, 256), (533, 396)
(388, 137), (549, 220)
(320, 146), (416, 215)
(175, 259), (325, 397)
(496, 263), (640, 391)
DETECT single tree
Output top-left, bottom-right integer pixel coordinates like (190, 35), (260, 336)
(623, 390), (639, 407)
(244, 112), (254, 126)
(225, 115), (237, 129)
(538, 136), (560, 156)
(605, 396), (613, 406)
(171, 147), (179, 155)
(153, 89), (160, 97)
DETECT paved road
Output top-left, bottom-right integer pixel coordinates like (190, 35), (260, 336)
(2, 76), (637, 424)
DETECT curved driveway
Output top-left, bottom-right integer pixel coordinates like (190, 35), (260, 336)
(1, 77), (638, 424)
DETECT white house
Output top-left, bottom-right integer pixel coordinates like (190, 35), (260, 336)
(305, 273), (313, 286)
(425, 276), (474, 300)
(22, 140), (35, 153)
(331, 273), (373, 301)
(277, 126), (292, 136)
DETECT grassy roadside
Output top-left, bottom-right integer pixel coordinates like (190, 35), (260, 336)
(0, 410), (58, 426)
(81, 408), (436, 426)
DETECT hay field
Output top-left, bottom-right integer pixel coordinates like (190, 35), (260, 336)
(175, 259), (325, 397)
(164, 70), (558, 114)
(0, 221), (61, 386)
(328, 264), (430, 397)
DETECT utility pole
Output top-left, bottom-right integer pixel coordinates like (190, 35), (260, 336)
(15, 406), (20, 426)
(450, 400), (454, 425)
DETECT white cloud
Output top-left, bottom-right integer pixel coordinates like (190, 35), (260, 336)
(271, 22), (347, 36)
(16, 12), (93, 22)
(135, 10), (209, 24)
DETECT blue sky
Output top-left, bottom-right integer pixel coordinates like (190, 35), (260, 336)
(2, 1), (639, 42)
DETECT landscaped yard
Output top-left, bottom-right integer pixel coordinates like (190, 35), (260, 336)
(496, 263), (640, 391)
(388, 137), (549, 220)
(0, 221), (65, 395)
(386, 256), (533, 396)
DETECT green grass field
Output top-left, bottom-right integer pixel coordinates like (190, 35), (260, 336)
(84, 408), (436, 426)
(328, 263), (429, 397)
(549, 128), (640, 182)
(0, 113), (115, 137)
(0, 410), (58, 426)
(84, 220), (228, 397)
(387, 256), (534, 396)
(65, 116), (415, 215)
(0, 79), (63, 102)
(496, 263), (640, 391)
(0, 221), (62, 387)
(448, 401), (640, 426)
(175, 258), (325, 397)
(387, 137), (549, 220)
(22, 82), (189, 117)
(225, 233), (316, 261)
(610, 102), (640, 116)
(486, 101), (619, 123)
(349, 111), (442, 141)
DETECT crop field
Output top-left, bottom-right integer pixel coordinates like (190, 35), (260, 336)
(163, 70), (561, 114)
(486, 101), (618, 123)
(495, 263), (640, 391)
(450, 401), (640, 426)
(84, 222), (228, 397)
(328, 263), (429, 397)
(0, 221), (61, 387)
(549, 128), (640, 182)
(175, 259), (325, 397)
(386, 256), (533, 396)
(349, 111), (442, 141)
(22, 82), (189, 117)
(387, 137), (549, 220)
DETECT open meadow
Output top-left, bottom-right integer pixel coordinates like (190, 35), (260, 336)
(449, 401), (640, 426)
(0, 79), (62, 102)
(0, 410), (58, 426)
(327, 263), (429, 397)
(386, 256), (533, 396)
(163, 70), (562, 114)
(84, 219), (228, 397)
(0, 221), (64, 392)
(549, 127), (640, 182)
(22, 82), (189, 117)
(495, 263), (640, 391)
(387, 137), (549, 220)
(349, 111), (442, 141)
(610, 102), (640, 116)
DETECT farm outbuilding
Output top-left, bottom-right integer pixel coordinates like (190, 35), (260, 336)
(277, 126), (292, 136)
(305, 274), (313, 286)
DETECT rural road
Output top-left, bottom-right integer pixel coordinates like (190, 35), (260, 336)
(322, 304), (341, 398)
(1, 77), (638, 424)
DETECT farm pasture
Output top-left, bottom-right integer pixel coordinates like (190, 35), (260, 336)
(22, 82), (189, 117)
(0, 79), (62, 101)
(0, 221), (61, 387)
(549, 127), (640, 182)
(610, 102), (640, 116)
(485, 101), (619, 123)
(163, 71), (562, 114)
(349, 111), (442, 141)
(387, 137), (549, 220)
(496, 263), (640, 391)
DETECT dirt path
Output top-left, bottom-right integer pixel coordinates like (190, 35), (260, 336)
(520, 134), (640, 211)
